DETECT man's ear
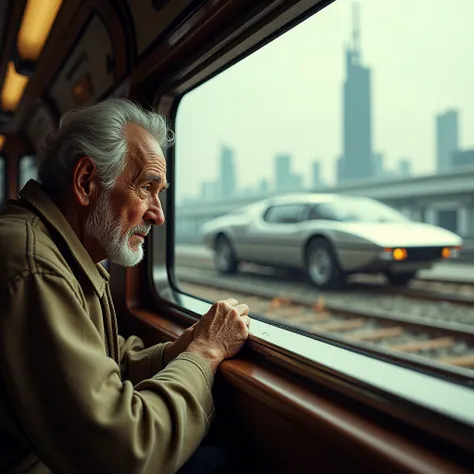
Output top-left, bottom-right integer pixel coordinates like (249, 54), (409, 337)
(72, 156), (99, 206)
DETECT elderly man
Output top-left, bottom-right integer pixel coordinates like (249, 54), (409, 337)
(0, 99), (250, 474)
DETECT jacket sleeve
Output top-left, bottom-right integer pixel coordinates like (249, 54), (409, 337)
(118, 335), (172, 385)
(0, 273), (214, 474)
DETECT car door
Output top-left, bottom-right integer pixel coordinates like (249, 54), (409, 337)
(244, 203), (308, 266)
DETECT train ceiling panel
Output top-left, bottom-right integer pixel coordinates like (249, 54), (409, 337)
(127, 0), (194, 56)
(49, 15), (114, 114)
(25, 103), (54, 151)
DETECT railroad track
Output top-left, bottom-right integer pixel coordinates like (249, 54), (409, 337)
(176, 266), (474, 383)
(175, 250), (474, 307)
(346, 280), (474, 307)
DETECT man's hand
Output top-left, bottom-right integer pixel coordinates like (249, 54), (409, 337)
(187, 298), (250, 373)
(163, 323), (196, 366)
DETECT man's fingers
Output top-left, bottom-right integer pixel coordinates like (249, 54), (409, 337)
(234, 304), (249, 316)
(221, 298), (238, 306)
(241, 315), (251, 328)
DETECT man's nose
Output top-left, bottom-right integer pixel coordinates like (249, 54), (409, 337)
(144, 197), (165, 226)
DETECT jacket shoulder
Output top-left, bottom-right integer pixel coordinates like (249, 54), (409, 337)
(0, 203), (74, 289)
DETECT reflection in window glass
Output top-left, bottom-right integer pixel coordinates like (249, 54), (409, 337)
(173, 0), (474, 380)
(19, 155), (38, 191)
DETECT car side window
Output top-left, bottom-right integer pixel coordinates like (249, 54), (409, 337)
(264, 204), (306, 224)
(308, 203), (337, 221)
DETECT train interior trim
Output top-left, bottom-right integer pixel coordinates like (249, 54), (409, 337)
(0, 0), (473, 472)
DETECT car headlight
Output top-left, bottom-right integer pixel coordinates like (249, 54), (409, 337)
(380, 248), (407, 261)
(442, 246), (462, 259)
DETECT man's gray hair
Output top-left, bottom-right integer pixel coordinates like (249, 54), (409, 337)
(38, 98), (173, 195)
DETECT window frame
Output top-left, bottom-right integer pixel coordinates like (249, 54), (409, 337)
(142, 0), (474, 454)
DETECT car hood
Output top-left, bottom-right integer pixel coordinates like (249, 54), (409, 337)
(339, 222), (463, 247)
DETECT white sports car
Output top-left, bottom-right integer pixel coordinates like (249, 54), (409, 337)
(200, 193), (463, 288)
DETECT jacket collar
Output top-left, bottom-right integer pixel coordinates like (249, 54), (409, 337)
(19, 180), (110, 297)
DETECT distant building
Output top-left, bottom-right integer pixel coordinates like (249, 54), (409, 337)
(201, 181), (218, 201)
(452, 149), (474, 168)
(398, 158), (411, 177)
(292, 173), (303, 191)
(312, 161), (321, 188)
(219, 146), (236, 199)
(258, 178), (270, 195)
(275, 154), (291, 192)
(340, 4), (373, 183)
(372, 152), (384, 177)
(274, 154), (302, 192)
(336, 157), (344, 183)
(436, 110), (458, 172)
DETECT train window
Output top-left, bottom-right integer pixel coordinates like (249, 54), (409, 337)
(263, 204), (306, 224)
(170, 0), (474, 392)
(18, 155), (38, 191)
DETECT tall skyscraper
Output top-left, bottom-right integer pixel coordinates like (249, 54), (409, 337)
(336, 157), (344, 183)
(275, 154), (302, 192)
(258, 178), (270, 195)
(219, 146), (236, 199)
(340, 4), (373, 183)
(275, 154), (291, 192)
(372, 152), (384, 177)
(398, 158), (411, 177)
(312, 161), (321, 188)
(436, 110), (458, 172)
(292, 173), (303, 191)
(452, 149), (474, 168)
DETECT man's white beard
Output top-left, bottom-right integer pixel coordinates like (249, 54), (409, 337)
(84, 189), (149, 267)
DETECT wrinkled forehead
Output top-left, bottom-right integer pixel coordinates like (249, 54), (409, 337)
(123, 123), (167, 181)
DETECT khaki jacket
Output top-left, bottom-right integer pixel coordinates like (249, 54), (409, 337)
(0, 181), (214, 474)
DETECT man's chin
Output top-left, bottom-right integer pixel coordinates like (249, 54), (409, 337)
(107, 246), (144, 267)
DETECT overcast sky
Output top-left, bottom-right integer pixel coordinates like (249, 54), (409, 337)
(174, 0), (474, 202)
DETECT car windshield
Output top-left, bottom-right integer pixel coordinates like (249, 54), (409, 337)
(312, 198), (409, 223)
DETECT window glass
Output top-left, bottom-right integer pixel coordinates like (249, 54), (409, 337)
(18, 155), (38, 190)
(172, 0), (474, 382)
(264, 204), (306, 224)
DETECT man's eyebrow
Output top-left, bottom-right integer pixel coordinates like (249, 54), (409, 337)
(142, 173), (170, 190)
(142, 173), (163, 182)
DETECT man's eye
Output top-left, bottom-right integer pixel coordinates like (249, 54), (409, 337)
(142, 185), (151, 192)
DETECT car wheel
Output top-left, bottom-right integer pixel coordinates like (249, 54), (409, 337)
(305, 238), (343, 289)
(214, 235), (238, 274)
(385, 271), (417, 286)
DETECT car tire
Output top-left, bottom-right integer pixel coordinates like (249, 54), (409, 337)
(385, 271), (417, 286)
(305, 238), (344, 289)
(214, 235), (238, 274)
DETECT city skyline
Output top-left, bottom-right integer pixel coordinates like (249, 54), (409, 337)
(338, 3), (373, 183)
(175, 0), (474, 203)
